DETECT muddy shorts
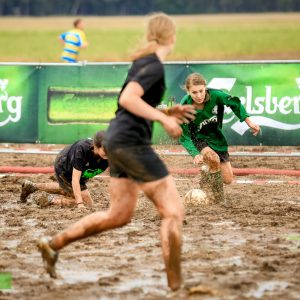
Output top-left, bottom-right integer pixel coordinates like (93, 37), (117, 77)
(54, 153), (87, 195)
(104, 144), (169, 183)
(195, 140), (230, 163)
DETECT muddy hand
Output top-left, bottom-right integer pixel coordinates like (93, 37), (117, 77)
(162, 116), (183, 138)
(169, 104), (196, 123)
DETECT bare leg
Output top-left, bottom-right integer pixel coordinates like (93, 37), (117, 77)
(220, 161), (234, 184)
(50, 195), (76, 206)
(140, 175), (184, 291)
(32, 183), (93, 207)
(37, 178), (139, 278)
(201, 147), (225, 203)
(201, 147), (234, 185)
(21, 181), (65, 203)
(49, 178), (139, 250)
(50, 189), (94, 207)
(33, 182), (65, 195)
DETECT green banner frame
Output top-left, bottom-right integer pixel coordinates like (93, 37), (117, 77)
(0, 61), (299, 145)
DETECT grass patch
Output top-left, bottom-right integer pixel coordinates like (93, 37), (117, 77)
(0, 14), (299, 62)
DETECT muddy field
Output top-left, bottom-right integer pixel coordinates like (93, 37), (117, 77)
(0, 145), (299, 300)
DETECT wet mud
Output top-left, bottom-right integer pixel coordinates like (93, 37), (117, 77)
(0, 145), (299, 300)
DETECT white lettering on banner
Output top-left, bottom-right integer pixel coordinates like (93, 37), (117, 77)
(207, 78), (300, 135)
(239, 86), (300, 115)
(0, 79), (8, 91)
(0, 79), (22, 127)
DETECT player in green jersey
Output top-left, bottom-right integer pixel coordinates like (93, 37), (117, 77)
(179, 73), (260, 204)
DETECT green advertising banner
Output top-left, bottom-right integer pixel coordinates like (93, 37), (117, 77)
(36, 63), (129, 143)
(0, 62), (299, 145)
(0, 65), (38, 142)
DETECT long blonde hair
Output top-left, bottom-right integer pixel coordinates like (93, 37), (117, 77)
(131, 13), (176, 61)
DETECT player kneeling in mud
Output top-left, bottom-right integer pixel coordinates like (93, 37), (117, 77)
(179, 73), (260, 204)
(20, 131), (108, 208)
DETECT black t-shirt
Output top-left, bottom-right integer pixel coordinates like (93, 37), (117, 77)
(56, 139), (109, 184)
(105, 53), (165, 147)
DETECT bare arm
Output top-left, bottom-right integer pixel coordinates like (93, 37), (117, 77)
(119, 81), (183, 138)
(58, 36), (64, 45)
(71, 168), (84, 208)
(244, 117), (260, 136)
(81, 41), (88, 48)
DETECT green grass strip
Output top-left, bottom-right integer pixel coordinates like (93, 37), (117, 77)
(0, 273), (12, 290)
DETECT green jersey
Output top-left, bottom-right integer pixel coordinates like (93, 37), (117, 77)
(179, 88), (249, 156)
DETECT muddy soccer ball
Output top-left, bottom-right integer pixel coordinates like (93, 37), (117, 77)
(184, 189), (209, 206)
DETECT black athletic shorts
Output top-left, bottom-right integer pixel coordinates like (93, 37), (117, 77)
(104, 144), (169, 182)
(195, 140), (230, 163)
(54, 153), (88, 195)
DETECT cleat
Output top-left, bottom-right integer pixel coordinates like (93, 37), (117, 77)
(37, 236), (58, 278)
(20, 180), (37, 202)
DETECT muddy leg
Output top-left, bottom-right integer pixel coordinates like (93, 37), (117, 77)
(20, 180), (38, 202)
(209, 171), (225, 204)
(198, 164), (214, 201)
(163, 219), (182, 291)
(141, 176), (183, 291)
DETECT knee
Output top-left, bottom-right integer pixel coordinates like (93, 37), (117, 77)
(222, 171), (234, 185)
(164, 216), (183, 237)
(163, 209), (184, 226)
(203, 151), (220, 171)
(171, 212), (184, 226)
(82, 191), (93, 206)
(223, 176), (233, 185)
(116, 216), (132, 227)
(109, 209), (133, 228)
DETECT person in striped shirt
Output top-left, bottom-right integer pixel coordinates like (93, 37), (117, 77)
(59, 18), (88, 63)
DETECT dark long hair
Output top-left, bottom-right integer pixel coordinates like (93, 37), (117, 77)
(93, 131), (105, 148)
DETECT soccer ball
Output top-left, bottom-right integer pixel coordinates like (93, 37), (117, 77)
(183, 189), (209, 206)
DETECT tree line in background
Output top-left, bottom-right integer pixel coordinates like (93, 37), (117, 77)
(0, 0), (299, 16)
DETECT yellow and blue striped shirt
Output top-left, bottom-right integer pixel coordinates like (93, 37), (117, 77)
(60, 29), (87, 63)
